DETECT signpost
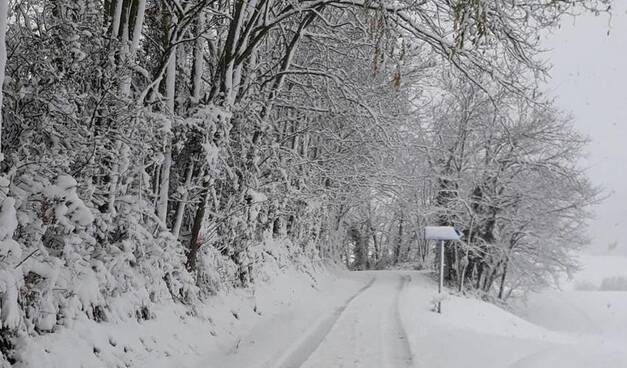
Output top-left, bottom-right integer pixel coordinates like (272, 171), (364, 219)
(424, 226), (461, 313)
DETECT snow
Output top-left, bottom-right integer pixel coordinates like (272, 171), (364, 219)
(399, 273), (572, 368)
(11, 256), (627, 367)
(45, 175), (94, 230)
(298, 273), (411, 368)
(15, 264), (370, 368)
(0, 269), (21, 329)
(509, 254), (627, 367)
(0, 196), (17, 239)
(0, 197), (22, 329)
(246, 188), (267, 204)
(424, 226), (460, 240)
(514, 253), (627, 332)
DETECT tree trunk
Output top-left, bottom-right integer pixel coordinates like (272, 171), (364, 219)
(0, 0), (9, 157)
(186, 175), (209, 271)
(498, 258), (509, 299)
(172, 160), (194, 238)
(157, 9), (177, 226)
(109, 0), (124, 39)
(393, 212), (404, 265)
(191, 13), (204, 102)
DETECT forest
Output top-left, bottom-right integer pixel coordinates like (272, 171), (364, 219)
(0, 0), (608, 364)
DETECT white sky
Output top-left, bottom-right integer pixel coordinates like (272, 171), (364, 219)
(543, 3), (627, 254)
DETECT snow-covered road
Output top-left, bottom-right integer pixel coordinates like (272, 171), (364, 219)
(176, 267), (627, 368)
(196, 271), (415, 368)
(295, 272), (413, 368)
(234, 268), (627, 368)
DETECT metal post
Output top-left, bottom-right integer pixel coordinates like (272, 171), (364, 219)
(424, 226), (458, 314)
(438, 240), (444, 313)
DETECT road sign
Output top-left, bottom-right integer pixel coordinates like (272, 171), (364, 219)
(424, 226), (461, 240)
(424, 226), (461, 313)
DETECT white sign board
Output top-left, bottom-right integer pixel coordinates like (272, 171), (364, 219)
(424, 225), (461, 314)
(424, 226), (461, 241)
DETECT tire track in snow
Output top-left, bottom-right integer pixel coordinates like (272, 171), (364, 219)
(388, 274), (414, 368)
(267, 276), (377, 368)
(279, 272), (414, 368)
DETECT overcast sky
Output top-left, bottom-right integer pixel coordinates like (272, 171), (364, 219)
(543, 3), (627, 254)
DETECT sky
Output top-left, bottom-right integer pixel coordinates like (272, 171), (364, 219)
(543, 2), (627, 254)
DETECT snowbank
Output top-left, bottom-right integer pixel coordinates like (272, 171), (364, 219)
(515, 290), (627, 335)
(14, 265), (369, 368)
(399, 273), (570, 368)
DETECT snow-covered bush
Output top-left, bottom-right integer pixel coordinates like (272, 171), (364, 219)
(92, 195), (197, 317)
(0, 168), (195, 354)
(0, 196), (22, 331)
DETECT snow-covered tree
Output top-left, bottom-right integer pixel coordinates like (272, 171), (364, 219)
(0, 0), (609, 363)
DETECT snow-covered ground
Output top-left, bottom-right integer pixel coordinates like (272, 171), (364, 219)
(508, 253), (627, 368)
(213, 264), (627, 368)
(196, 260), (627, 368)
(398, 253), (627, 368)
(19, 254), (627, 367)
(400, 274), (572, 368)
(16, 265), (371, 368)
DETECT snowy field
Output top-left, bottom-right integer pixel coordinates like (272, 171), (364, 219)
(508, 253), (627, 368)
